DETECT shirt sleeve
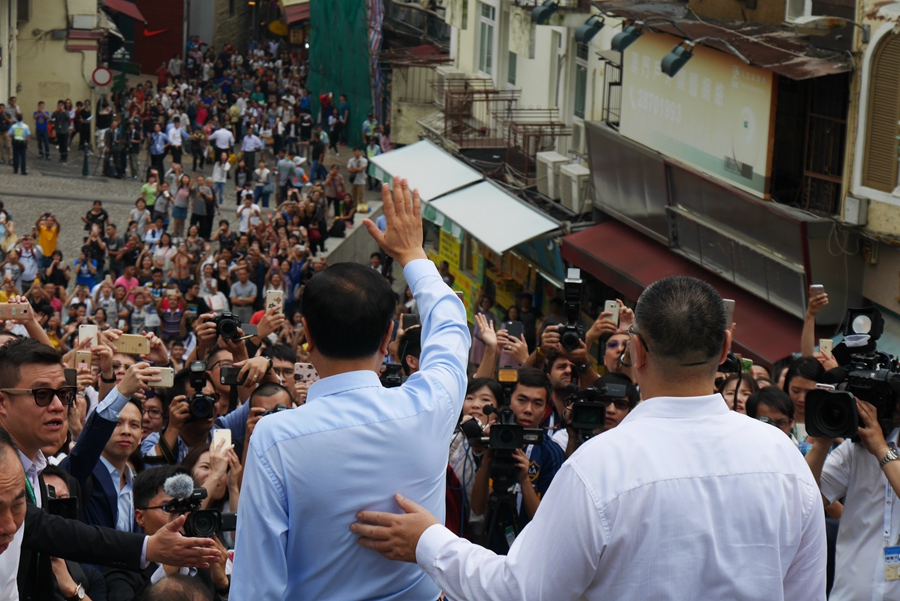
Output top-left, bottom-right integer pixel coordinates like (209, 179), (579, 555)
(819, 439), (852, 505)
(403, 259), (470, 419)
(95, 387), (130, 422)
(231, 436), (290, 600)
(214, 400), (250, 439)
(782, 480), (827, 601)
(416, 462), (605, 601)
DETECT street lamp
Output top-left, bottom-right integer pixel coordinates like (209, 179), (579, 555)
(611, 24), (643, 52)
(661, 37), (750, 77)
(575, 15), (606, 44)
(531, 0), (559, 25)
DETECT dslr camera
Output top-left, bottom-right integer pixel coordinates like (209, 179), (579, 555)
(566, 381), (628, 433)
(806, 307), (900, 439)
(380, 364), (403, 388)
(162, 475), (237, 538)
(184, 361), (217, 420)
(262, 403), (288, 417)
(212, 311), (241, 340)
(557, 268), (585, 353)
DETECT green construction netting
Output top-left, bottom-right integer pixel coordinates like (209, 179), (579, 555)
(307, 0), (372, 150)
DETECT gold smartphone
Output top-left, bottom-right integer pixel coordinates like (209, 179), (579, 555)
(0, 303), (30, 320)
(75, 351), (92, 370)
(155, 367), (175, 388)
(115, 334), (151, 355)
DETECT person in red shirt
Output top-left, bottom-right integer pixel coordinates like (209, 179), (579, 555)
(156, 62), (170, 91)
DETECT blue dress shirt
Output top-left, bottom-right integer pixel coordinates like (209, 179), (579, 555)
(231, 259), (470, 601)
(150, 132), (170, 156)
(99, 456), (134, 532)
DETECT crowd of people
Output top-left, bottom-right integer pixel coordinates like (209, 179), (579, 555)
(0, 34), (893, 601)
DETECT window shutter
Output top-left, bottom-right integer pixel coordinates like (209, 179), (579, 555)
(863, 34), (900, 192)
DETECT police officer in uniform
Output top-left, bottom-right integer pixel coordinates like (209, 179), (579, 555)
(10, 114), (30, 176)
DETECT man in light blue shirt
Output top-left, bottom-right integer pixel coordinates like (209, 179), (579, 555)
(97, 400), (140, 532)
(232, 176), (469, 600)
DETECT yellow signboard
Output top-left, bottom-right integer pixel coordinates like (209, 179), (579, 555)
(619, 32), (774, 197)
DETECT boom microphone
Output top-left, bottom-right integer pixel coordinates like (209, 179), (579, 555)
(163, 473), (195, 500)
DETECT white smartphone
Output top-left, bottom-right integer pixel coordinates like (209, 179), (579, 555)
(265, 289), (284, 312)
(604, 300), (619, 326)
(155, 367), (175, 388)
(78, 324), (98, 347)
(724, 299), (736, 329)
(810, 284), (825, 297)
(819, 339), (834, 357)
(212, 428), (232, 449)
(815, 383), (835, 391)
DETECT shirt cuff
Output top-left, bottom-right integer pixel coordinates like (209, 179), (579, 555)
(403, 259), (440, 294)
(415, 524), (458, 569)
(140, 536), (149, 569)
(95, 388), (129, 422)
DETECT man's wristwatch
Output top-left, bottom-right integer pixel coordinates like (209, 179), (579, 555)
(880, 448), (900, 468)
(65, 583), (85, 601)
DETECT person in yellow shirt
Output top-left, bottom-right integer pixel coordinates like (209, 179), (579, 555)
(35, 212), (59, 269)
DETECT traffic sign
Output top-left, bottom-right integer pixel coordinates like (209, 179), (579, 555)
(92, 67), (112, 87)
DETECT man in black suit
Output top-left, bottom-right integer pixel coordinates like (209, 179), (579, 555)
(104, 117), (124, 178)
(0, 339), (220, 601)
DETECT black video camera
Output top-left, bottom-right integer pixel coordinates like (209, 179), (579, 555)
(567, 382), (628, 432)
(212, 311), (241, 340)
(164, 486), (237, 538)
(184, 360), (217, 420)
(380, 363), (403, 388)
(558, 268), (585, 352)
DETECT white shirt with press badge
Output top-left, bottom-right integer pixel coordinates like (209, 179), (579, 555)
(416, 393), (827, 601)
(821, 428), (900, 601)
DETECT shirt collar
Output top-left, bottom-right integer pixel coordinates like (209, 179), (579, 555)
(620, 394), (730, 426)
(306, 370), (383, 404)
(99, 455), (133, 483)
(18, 449), (47, 479)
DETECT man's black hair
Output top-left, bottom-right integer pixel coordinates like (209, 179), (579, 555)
(151, 267), (163, 275)
(543, 350), (571, 375)
(0, 426), (18, 462)
(142, 572), (212, 601)
(41, 465), (80, 501)
(370, 252), (380, 260)
(782, 356), (825, 393)
(249, 383), (292, 408)
(399, 326), (422, 376)
(134, 464), (189, 510)
(0, 338), (61, 388)
(634, 276), (726, 369)
(301, 262), (395, 359)
(512, 368), (551, 402)
(747, 386), (795, 420)
(262, 344), (297, 364)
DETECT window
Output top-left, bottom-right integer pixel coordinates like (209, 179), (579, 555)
(574, 43), (588, 119)
(478, 3), (496, 76)
(508, 51), (517, 85)
(863, 34), (900, 192)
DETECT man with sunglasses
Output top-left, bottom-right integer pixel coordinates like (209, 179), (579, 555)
(353, 276), (825, 601)
(0, 338), (221, 600)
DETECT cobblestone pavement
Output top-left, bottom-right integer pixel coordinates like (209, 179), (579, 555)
(0, 143), (381, 278)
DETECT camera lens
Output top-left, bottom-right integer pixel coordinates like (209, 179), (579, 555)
(561, 331), (580, 352)
(190, 395), (215, 420)
(186, 510), (219, 538)
(218, 318), (238, 340)
(498, 428), (515, 447)
(820, 398), (851, 432)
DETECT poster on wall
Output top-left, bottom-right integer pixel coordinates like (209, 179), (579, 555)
(618, 32), (774, 197)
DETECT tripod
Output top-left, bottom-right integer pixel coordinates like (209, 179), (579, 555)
(484, 490), (520, 554)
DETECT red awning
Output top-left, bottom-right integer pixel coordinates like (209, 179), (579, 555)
(284, 3), (310, 24)
(104, 0), (146, 23)
(561, 220), (802, 368)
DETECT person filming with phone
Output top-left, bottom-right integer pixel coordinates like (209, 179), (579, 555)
(351, 276), (826, 601)
(230, 176), (470, 601)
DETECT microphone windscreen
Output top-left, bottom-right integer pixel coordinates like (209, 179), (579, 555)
(163, 473), (195, 500)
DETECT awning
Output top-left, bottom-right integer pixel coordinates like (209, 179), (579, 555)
(97, 10), (124, 39)
(562, 220), (802, 368)
(369, 139), (482, 202)
(432, 181), (559, 256)
(371, 140), (560, 255)
(284, 2), (310, 24)
(103, 0), (146, 23)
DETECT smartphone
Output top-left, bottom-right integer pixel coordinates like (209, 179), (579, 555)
(741, 358), (754, 372)
(220, 366), (244, 386)
(241, 324), (258, 337)
(810, 284), (825, 297)
(78, 324), (98, 347)
(604, 300), (619, 326)
(815, 383), (836, 391)
(75, 351), (92, 370)
(504, 320), (524, 340)
(455, 291), (464, 301)
(46, 497), (79, 520)
(294, 362), (319, 382)
(155, 367), (175, 388)
(212, 428), (232, 449)
(0, 303), (31, 320)
(115, 334), (150, 355)
(819, 338), (834, 357)
(401, 314), (420, 330)
(265, 289), (284, 312)
(723, 299), (736, 329)
(64, 368), (77, 388)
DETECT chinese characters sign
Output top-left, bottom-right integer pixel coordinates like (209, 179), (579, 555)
(618, 32), (774, 197)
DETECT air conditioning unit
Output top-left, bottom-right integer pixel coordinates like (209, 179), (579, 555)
(536, 151), (569, 200)
(71, 14), (96, 29)
(570, 120), (587, 157)
(559, 163), (591, 213)
(434, 66), (464, 109)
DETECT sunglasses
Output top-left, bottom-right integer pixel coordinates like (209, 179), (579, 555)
(1, 387), (77, 407)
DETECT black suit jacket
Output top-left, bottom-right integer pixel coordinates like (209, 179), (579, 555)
(19, 478), (144, 601)
(104, 563), (221, 601)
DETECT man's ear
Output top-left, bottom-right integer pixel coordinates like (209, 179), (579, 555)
(630, 335), (647, 370)
(301, 316), (315, 354)
(134, 509), (145, 529)
(718, 329), (733, 367)
(405, 354), (419, 373)
(378, 320), (395, 357)
(0, 392), (11, 421)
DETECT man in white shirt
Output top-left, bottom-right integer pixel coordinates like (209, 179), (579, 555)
(207, 125), (234, 156)
(353, 275), (827, 601)
(0, 428), (26, 601)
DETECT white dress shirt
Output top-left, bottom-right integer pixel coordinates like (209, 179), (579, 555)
(417, 394), (826, 601)
(231, 259), (470, 601)
(821, 429), (900, 601)
(0, 521), (22, 601)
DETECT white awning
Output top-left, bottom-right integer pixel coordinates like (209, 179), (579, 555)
(431, 181), (559, 255)
(368, 139), (482, 202)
